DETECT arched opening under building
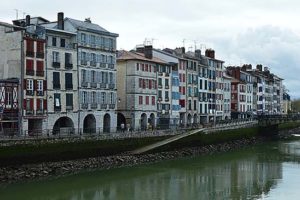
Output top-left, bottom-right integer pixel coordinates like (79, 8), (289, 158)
(117, 112), (126, 131)
(187, 114), (192, 127)
(103, 113), (111, 133)
(83, 114), (96, 134)
(141, 113), (147, 131)
(193, 114), (198, 127)
(149, 113), (155, 129)
(53, 117), (74, 135)
(180, 113), (185, 127)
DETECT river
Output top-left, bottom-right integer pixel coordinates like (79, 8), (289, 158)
(1, 140), (300, 200)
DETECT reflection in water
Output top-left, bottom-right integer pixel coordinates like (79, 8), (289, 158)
(2, 140), (300, 200)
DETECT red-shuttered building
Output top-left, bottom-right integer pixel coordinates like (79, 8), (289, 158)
(23, 35), (47, 134)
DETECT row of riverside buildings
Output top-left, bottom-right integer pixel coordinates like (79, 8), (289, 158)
(0, 13), (291, 136)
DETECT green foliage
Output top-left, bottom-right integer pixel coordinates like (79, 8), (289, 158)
(278, 121), (300, 130)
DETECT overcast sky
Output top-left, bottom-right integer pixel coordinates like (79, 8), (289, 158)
(1, 0), (300, 98)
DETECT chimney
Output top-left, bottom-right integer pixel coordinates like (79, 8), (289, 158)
(26, 15), (30, 26)
(144, 45), (153, 59)
(256, 64), (262, 71)
(84, 18), (91, 23)
(57, 12), (64, 30)
(174, 47), (185, 55)
(205, 49), (215, 59)
(195, 49), (201, 59)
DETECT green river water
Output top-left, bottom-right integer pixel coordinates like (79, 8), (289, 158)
(1, 140), (300, 200)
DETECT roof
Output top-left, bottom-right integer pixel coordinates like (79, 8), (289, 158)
(0, 21), (24, 30)
(117, 50), (168, 64)
(45, 27), (76, 36)
(66, 18), (119, 37)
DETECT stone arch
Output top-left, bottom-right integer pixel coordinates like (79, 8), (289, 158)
(53, 117), (74, 135)
(149, 113), (155, 129)
(187, 114), (192, 126)
(103, 113), (111, 133)
(117, 112), (126, 131)
(141, 113), (147, 131)
(193, 114), (198, 125)
(83, 114), (96, 134)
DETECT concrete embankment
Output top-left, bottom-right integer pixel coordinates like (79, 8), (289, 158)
(1, 123), (300, 185)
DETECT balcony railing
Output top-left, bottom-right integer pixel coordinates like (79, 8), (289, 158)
(53, 84), (61, 90)
(36, 52), (44, 59)
(81, 60), (87, 66)
(26, 109), (33, 115)
(108, 84), (115, 89)
(90, 61), (97, 67)
(26, 90), (34, 96)
(100, 83), (107, 89)
(109, 104), (115, 109)
(65, 84), (73, 90)
(81, 82), (88, 88)
(100, 63), (106, 68)
(90, 82), (97, 88)
(36, 91), (44, 96)
(54, 106), (61, 111)
(108, 64), (114, 69)
(81, 103), (88, 109)
(36, 70), (44, 76)
(36, 109), (44, 115)
(66, 105), (73, 110)
(91, 103), (98, 109)
(26, 51), (34, 57)
(65, 63), (73, 69)
(26, 70), (34, 76)
(101, 104), (107, 109)
(52, 62), (60, 68)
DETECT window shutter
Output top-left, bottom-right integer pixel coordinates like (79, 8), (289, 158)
(24, 79), (27, 90)
(43, 80), (47, 90)
(43, 99), (47, 110)
(23, 99), (26, 109)
(30, 99), (34, 110)
(36, 99), (40, 110)
(34, 80), (37, 91)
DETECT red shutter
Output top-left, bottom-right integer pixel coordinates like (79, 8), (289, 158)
(30, 99), (34, 110)
(43, 99), (47, 110)
(34, 80), (37, 90)
(149, 79), (152, 89)
(37, 61), (44, 71)
(23, 99), (26, 109)
(36, 99), (40, 110)
(26, 59), (33, 71)
(24, 79), (27, 90)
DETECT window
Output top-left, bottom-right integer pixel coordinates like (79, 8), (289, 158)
(36, 41), (44, 54)
(136, 63), (139, 71)
(81, 91), (88, 104)
(37, 80), (43, 91)
(146, 96), (149, 105)
(36, 99), (43, 111)
(52, 37), (57, 46)
(81, 69), (86, 83)
(139, 96), (143, 105)
(165, 79), (169, 87)
(60, 38), (65, 47)
(101, 92), (106, 104)
(26, 40), (34, 55)
(65, 53), (72, 65)
(152, 96), (155, 105)
(109, 92), (115, 104)
(52, 51), (60, 63)
(194, 100), (197, 110)
(65, 73), (73, 90)
(158, 90), (162, 98)
(36, 61), (44, 76)
(54, 93), (61, 110)
(158, 78), (162, 87)
(92, 91), (97, 103)
(53, 72), (60, 89)
(26, 59), (34, 75)
(66, 93), (73, 109)
(81, 33), (86, 43)
(109, 72), (114, 84)
(165, 91), (169, 99)
(90, 35), (95, 45)
(179, 99), (185, 108)
(26, 79), (34, 91)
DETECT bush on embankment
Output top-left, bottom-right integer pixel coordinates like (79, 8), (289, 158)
(0, 136), (169, 167)
(278, 121), (300, 130)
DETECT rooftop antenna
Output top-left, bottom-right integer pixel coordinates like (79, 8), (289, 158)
(22, 12), (27, 19)
(193, 40), (199, 50)
(14, 9), (19, 19)
(182, 39), (186, 48)
(188, 46), (193, 52)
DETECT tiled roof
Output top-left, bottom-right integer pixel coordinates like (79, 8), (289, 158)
(117, 50), (168, 64)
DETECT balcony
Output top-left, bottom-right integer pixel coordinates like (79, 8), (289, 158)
(108, 64), (114, 69)
(36, 109), (44, 115)
(109, 104), (115, 109)
(26, 70), (34, 76)
(100, 83), (107, 89)
(158, 85), (162, 89)
(101, 104), (107, 109)
(108, 84), (115, 89)
(36, 52), (44, 59)
(26, 51), (34, 57)
(165, 98), (169, 102)
(165, 85), (169, 89)
(81, 82), (88, 88)
(90, 61), (97, 67)
(100, 63), (106, 68)
(36, 70), (44, 77)
(53, 84), (61, 90)
(54, 106), (61, 111)
(26, 109), (34, 115)
(52, 62), (60, 68)
(26, 90), (34, 96)
(165, 73), (170, 77)
(65, 63), (73, 69)
(81, 103), (88, 109)
(66, 105), (73, 110)
(81, 60), (87, 66)
(90, 82), (97, 88)
(36, 91), (44, 96)
(91, 103), (98, 109)
(65, 84), (73, 90)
